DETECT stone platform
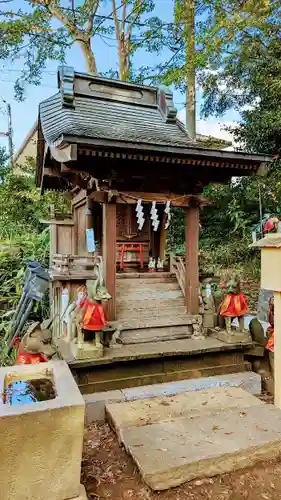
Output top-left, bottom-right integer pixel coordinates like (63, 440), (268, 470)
(60, 338), (254, 394)
(106, 387), (281, 491)
(84, 371), (261, 422)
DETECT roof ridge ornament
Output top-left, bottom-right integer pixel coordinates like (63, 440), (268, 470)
(58, 66), (75, 107)
(157, 86), (177, 123)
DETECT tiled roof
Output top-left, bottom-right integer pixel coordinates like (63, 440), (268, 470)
(39, 68), (197, 150)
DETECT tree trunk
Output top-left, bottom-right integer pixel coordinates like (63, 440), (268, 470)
(118, 34), (129, 81)
(119, 49), (125, 80)
(119, 52), (129, 81)
(78, 39), (98, 74)
(184, 0), (196, 140)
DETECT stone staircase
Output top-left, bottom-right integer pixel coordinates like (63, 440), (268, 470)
(116, 272), (195, 344)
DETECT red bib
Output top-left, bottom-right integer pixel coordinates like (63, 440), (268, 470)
(79, 298), (108, 331)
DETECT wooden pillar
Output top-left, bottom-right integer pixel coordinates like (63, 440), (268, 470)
(86, 197), (94, 254)
(159, 209), (166, 262)
(102, 202), (116, 320)
(185, 206), (199, 314)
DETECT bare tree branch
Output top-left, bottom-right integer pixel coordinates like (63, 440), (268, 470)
(112, 0), (120, 40)
(86, 0), (99, 37)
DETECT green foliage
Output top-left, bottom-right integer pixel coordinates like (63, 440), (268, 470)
(168, 167), (281, 285)
(199, 1), (281, 121)
(0, 154), (69, 338)
(0, 0), (166, 95)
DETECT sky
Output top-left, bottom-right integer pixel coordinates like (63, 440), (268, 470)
(0, 0), (239, 153)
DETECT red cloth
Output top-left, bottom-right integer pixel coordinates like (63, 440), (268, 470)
(220, 293), (248, 317)
(264, 219), (275, 232)
(16, 351), (49, 364)
(266, 297), (275, 352)
(79, 297), (108, 331)
(266, 327), (274, 352)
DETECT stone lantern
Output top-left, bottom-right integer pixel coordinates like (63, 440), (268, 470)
(252, 233), (281, 408)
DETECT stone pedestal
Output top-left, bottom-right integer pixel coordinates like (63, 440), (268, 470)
(0, 361), (86, 500)
(214, 329), (252, 344)
(71, 340), (103, 360)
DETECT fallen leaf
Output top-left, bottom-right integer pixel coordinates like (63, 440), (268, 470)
(212, 425), (220, 431)
(224, 432), (234, 435)
(256, 425), (268, 432)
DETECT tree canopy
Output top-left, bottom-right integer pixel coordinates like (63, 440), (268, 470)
(0, 0), (165, 96)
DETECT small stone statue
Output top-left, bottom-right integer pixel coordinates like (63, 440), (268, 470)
(156, 257), (164, 272)
(201, 279), (216, 329)
(219, 274), (248, 335)
(15, 322), (56, 365)
(72, 257), (111, 359)
(148, 256), (156, 272)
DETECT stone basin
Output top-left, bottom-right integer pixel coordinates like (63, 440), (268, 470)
(0, 360), (87, 500)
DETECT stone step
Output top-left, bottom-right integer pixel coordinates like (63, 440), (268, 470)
(117, 272), (173, 278)
(117, 274), (176, 284)
(120, 325), (193, 344)
(116, 288), (183, 301)
(117, 305), (186, 320)
(106, 387), (279, 490)
(116, 298), (185, 312)
(116, 281), (179, 292)
(106, 387), (263, 437)
(84, 372), (261, 423)
(119, 314), (195, 331)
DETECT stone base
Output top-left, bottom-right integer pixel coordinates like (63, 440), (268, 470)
(71, 485), (87, 499)
(70, 341), (103, 360)
(213, 329), (252, 344)
(0, 361), (85, 500)
(106, 388), (281, 491)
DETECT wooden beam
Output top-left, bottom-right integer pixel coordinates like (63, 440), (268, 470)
(102, 203), (116, 320)
(185, 206), (199, 314)
(43, 167), (60, 178)
(71, 189), (87, 207)
(116, 191), (209, 207)
(50, 144), (77, 163)
(88, 191), (108, 203)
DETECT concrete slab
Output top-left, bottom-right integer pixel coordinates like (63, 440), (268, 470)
(106, 388), (281, 490)
(121, 371), (261, 401)
(119, 404), (281, 490)
(83, 373), (262, 422)
(106, 387), (264, 436)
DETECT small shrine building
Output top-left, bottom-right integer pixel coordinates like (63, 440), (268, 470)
(36, 67), (270, 380)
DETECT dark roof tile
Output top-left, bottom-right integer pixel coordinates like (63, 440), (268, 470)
(39, 92), (196, 149)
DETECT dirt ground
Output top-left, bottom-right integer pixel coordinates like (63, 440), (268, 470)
(82, 393), (280, 500)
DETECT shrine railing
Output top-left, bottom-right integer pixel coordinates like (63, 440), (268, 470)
(51, 254), (99, 280)
(170, 253), (185, 296)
